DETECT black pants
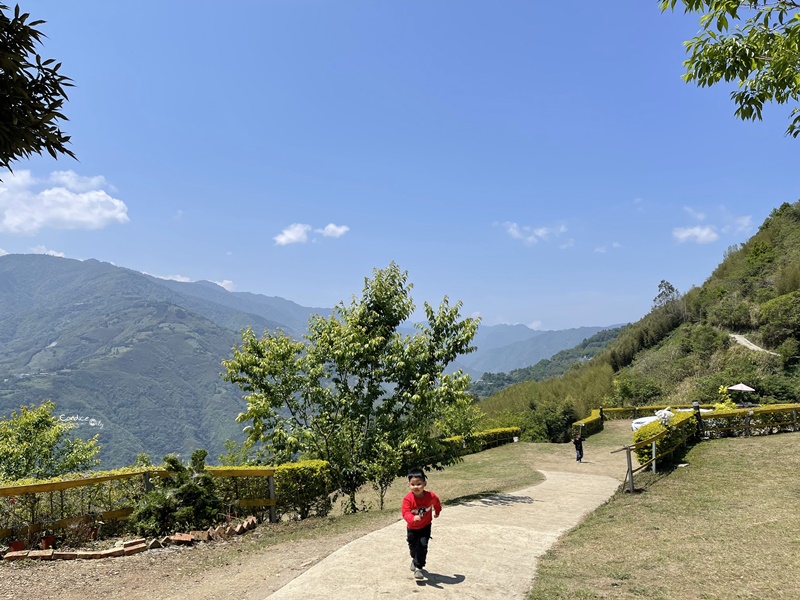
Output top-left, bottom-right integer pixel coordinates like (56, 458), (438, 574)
(407, 524), (431, 569)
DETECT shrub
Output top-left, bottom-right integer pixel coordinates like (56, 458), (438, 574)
(127, 450), (222, 537)
(632, 411), (696, 464)
(274, 460), (334, 520)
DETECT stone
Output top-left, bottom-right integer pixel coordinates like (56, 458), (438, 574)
(27, 549), (54, 561)
(75, 550), (103, 560)
(53, 551), (78, 560)
(160, 536), (172, 546)
(147, 538), (163, 550)
(123, 538), (146, 548)
(234, 523), (247, 535)
(99, 547), (125, 558)
(2, 550), (29, 561)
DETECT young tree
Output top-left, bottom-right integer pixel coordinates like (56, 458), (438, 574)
(0, 3), (75, 171)
(661, 1), (800, 137)
(0, 401), (100, 481)
(223, 263), (480, 512)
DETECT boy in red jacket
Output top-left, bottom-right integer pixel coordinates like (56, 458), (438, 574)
(401, 467), (442, 580)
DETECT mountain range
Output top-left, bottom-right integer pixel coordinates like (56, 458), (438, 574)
(0, 254), (618, 467)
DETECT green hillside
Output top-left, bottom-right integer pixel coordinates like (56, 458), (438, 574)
(0, 255), (299, 467)
(479, 201), (800, 441)
(470, 327), (624, 398)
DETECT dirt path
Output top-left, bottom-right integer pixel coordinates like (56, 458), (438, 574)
(730, 334), (780, 356)
(0, 422), (632, 600)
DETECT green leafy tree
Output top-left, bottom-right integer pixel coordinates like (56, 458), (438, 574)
(0, 400), (100, 481)
(0, 3), (75, 171)
(661, 1), (800, 137)
(223, 263), (479, 512)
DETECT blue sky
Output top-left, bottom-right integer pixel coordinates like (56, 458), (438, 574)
(0, 1), (797, 330)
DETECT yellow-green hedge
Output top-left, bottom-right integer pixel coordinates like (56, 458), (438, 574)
(273, 460), (334, 520)
(632, 411), (697, 464)
(443, 427), (521, 455)
(573, 409), (603, 437)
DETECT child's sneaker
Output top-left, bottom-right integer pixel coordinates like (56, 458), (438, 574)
(414, 568), (425, 580)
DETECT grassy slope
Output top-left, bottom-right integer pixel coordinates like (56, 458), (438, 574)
(529, 431), (800, 599)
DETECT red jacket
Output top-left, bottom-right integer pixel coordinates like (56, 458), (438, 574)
(402, 490), (442, 530)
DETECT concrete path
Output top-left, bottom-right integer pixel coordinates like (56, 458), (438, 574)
(265, 470), (621, 600)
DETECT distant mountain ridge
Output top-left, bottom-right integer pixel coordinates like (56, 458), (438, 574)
(0, 254), (621, 467)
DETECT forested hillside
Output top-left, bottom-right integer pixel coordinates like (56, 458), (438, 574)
(0, 255), (324, 467)
(470, 327), (624, 398)
(479, 201), (800, 442)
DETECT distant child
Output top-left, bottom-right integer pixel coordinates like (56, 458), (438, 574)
(401, 467), (442, 580)
(573, 433), (584, 463)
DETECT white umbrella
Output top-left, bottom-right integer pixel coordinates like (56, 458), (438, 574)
(728, 383), (755, 392)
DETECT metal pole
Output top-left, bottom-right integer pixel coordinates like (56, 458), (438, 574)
(651, 441), (657, 474)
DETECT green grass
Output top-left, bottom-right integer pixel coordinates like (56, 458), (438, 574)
(529, 431), (800, 599)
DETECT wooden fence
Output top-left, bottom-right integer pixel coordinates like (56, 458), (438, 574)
(0, 467), (275, 541)
(607, 403), (800, 493)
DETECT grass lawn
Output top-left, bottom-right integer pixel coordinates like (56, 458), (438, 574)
(529, 431), (800, 599)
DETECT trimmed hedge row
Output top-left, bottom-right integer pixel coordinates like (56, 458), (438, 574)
(600, 404), (714, 420)
(442, 427), (521, 455)
(572, 409), (603, 437)
(631, 411), (697, 464)
(701, 404), (800, 438)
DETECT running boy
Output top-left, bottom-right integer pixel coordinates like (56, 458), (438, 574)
(401, 467), (442, 580)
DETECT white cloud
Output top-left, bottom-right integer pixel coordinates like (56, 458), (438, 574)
(527, 320), (542, 330)
(213, 279), (235, 291)
(594, 241), (621, 254)
(151, 273), (191, 282)
(0, 169), (129, 234)
(315, 223), (349, 238)
(275, 222), (350, 245)
(30, 245), (65, 257)
(673, 226), (719, 244)
(0, 248), (7, 256)
(274, 223), (312, 245)
(503, 221), (567, 245)
(683, 206), (705, 221)
(559, 239), (575, 249)
(722, 214), (752, 234)
(49, 170), (112, 193)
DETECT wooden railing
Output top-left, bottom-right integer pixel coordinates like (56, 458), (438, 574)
(0, 467), (275, 541)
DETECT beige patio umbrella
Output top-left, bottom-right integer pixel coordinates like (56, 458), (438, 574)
(727, 383), (755, 392)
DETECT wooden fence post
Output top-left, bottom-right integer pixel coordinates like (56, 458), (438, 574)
(745, 411), (752, 437)
(793, 409), (797, 432)
(143, 471), (153, 493)
(626, 449), (635, 494)
(268, 475), (276, 524)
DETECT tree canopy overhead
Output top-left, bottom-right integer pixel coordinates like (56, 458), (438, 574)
(0, 3), (75, 171)
(661, 0), (800, 137)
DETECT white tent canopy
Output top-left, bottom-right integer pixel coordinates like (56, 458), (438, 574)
(728, 383), (755, 392)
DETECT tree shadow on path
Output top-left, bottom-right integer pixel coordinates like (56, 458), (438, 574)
(444, 491), (536, 507)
